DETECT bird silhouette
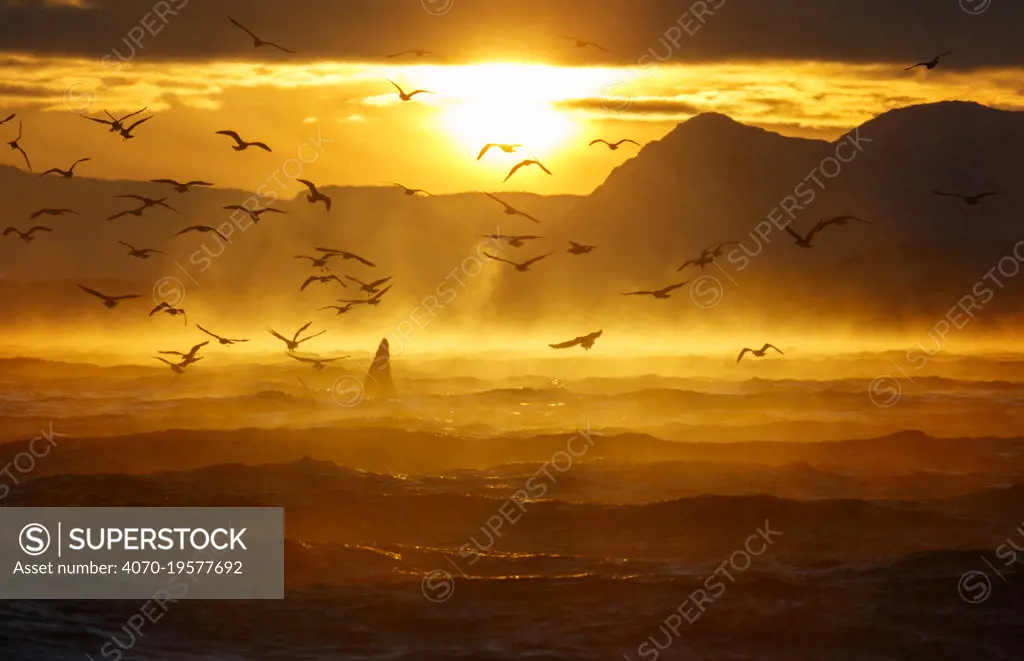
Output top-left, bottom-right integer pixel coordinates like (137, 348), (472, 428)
(905, 51), (952, 71)
(155, 356), (201, 375)
(678, 241), (741, 271)
(790, 216), (867, 246)
(319, 303), (356, 315)
(227, 16), (296, 53)
(118, 115), (152, 140)
(296, 179), (332, 210)
(30, 208), (79, 220)
(300, 274), (346, 291)
(222, 205), (285, 223)
(117, 195), (180, 213)
(345, 275), (392, 293)
(216, 130), (271, 152)
(106, 205), (148, 221)
(176, 226), (230, 242)
(477, 143), (523, 160)
(817, 215), (872, 230)
(197, 325), (249, 345)
(315, 247), (376, 267)
(737, 343), (784, 362)
(339, 284), (392, 306)
(78, 285), (141, 309)
(675, 243), (733, 272)
(561, 37), (609, 52)
(386, 78), (434, 101)
(158, 341), (208, 365)
(621, 282), (688, 299)
(295, 253), (337, 272)
(117, 240), (163, 258)
(150, 301), (188, 326)
(549, 330), (603, 351)
(387, 182), (432, 196)
(504, 159), (552, 182)
(150, 178), (214, 194)
(288, 353), (349, 372)
(933, 191), (1003, 206)
(483, 251), (554, 271)
(7, 121), (31, 170)
(589, 138), (639, 151)
(268, 321), (326, 352)
(385, 49), (446, 60)
(784, 221), (827, 248)
(367, 284), (394, 304)
(39, 157), (90, 179)
(481, 234), (543, 248)
(567, 241), (596, 255)
(677, 252), (715, 272)
(85, 107), (146, 133)
(3, 226), (52, 243)
(483, 193), (540, 222)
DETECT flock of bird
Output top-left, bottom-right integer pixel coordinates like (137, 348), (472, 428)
(546, 49), (1006, 362)
(0, 17), (422, 376)
(0, 28), (1005, 373)
(0, 16), (640, 377)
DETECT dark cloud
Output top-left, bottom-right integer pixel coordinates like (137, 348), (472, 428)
(0, 0), (1021, 67)
(556, 97), (701, 116)
(749, 98), (806, 115)
(0, 83), (55, 97)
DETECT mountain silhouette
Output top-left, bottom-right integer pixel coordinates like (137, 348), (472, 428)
(558, 101), (1024, 324)
(1, 101), (1022, 333)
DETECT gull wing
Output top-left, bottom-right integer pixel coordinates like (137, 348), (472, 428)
(483, 252), (518, 266)
(227, 16), (259, 40)
(268, 328), (291, 345)
(196, 325), (223, 341)
(522, 251), (555, 267)
(78, 285), (109, 301)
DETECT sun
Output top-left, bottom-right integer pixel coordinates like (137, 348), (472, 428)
(433, 64), (580, 156)
(442, 98), (574, 155)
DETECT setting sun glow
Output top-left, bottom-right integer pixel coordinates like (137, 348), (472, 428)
(442, 98), (574, 155)
(428, 63), (589, 156)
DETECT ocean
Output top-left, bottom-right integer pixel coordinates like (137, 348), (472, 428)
(1, 352), (1022, 660)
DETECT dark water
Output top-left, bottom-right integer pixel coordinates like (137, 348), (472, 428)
(1, 356), (1023, 660)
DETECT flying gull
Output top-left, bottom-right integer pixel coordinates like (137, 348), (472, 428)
(549, 330), (603, 351)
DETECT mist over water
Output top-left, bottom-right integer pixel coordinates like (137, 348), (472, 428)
(2, 346), (1024, 659)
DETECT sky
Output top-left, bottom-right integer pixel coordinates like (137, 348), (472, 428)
(0, 0), (1021, 195)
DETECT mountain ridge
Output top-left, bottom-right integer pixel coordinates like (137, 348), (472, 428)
(1, 101), (1022, 333)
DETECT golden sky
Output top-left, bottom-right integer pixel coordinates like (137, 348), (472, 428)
(1, 0), (1022, 193)
(0, 53), (1018, 195)
(1, 1), (1023, 360)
